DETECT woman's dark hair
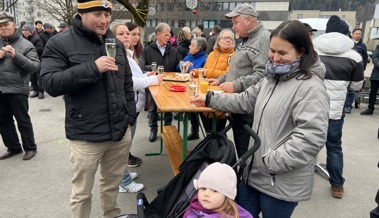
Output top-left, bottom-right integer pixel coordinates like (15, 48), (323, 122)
(125, 22), (143, 58)
(270, 20), (318, 80)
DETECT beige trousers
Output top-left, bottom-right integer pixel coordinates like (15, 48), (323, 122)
(69, 129), (131, 218)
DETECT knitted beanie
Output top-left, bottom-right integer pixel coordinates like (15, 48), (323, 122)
(194, 162), (237, 199)
(22, 24), (33, 33)
(325, 15), (349, 35)
(77, 0), (112, 13)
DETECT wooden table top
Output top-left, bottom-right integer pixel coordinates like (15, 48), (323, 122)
(148, 72), (222, 113)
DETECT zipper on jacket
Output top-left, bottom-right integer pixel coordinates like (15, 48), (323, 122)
(245, 79), (280, 185)
(270, 173), (276, 186)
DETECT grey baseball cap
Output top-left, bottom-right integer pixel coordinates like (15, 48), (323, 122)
(225, 3), (258, 19)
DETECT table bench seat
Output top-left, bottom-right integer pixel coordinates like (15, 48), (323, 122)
(161, 125), (189, 175)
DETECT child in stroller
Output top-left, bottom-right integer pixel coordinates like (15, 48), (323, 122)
(183, 162), (253, 218)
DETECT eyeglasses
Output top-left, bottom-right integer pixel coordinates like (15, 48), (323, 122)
(220, 36), (233, 41)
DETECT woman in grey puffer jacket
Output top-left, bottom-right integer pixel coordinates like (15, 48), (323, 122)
(191, 20), (329, 217)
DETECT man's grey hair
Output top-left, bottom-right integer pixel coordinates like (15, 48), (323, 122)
(155, 23), (171, 34)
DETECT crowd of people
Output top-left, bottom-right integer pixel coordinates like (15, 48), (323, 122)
(0, 0), (378, 217)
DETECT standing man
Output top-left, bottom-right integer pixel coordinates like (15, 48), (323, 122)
(33, 20), (43, 37)
(346, 28), (368, 113)
(21, 24), (44, 99)
(208, 3), (270, 157)
(303, 23), (317, 40)
(313, 15), (364, 199)
(58, 22), (69, 32)
(206, 25), (221, 54)
(142, 23), (180, 142)
(40, 1), (136, 217)
(361, 43), (379, 115)
(0, 11), (40, 160)
(40, 22), (54, 46)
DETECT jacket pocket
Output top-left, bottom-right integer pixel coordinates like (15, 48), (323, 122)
(68, 51), (94, 66)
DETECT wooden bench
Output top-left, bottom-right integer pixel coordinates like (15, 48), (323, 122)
(161, 125), (189, 175)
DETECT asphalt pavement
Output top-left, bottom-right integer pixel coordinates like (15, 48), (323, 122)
(0, 63), (378, 218)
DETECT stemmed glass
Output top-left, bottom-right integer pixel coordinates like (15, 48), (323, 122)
(105, 38), (116, 58)
(189, 80), (198, 107)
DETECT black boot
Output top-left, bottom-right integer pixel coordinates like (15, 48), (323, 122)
(360, 108), (373, 115)
(38, 91), (44, 99)
(187, 131), (199, 140)
(30, 91), (38, 98)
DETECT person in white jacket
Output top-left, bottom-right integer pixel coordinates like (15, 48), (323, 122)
(112, 23), (163, 193)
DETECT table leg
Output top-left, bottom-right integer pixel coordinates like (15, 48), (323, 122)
(182, 113), (189, 160)
(145, 112), (163, 156)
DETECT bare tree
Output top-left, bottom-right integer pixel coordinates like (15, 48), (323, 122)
(1, 0), (18, 14)
(34, 0), (76, 26)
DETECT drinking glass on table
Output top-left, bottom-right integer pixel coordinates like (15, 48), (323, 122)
(180, 61), (186, 77)
(158, 65), (164, 75)
(151, 62), (157, 73)
(189, 80), (198, 107)
(199, 68), (206, 80)
(105, 38), (116, 58)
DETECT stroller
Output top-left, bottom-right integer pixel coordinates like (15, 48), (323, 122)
(118, 116), (261, 218)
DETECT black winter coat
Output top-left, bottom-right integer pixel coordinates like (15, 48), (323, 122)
(24, 34), (43, 60)
(40, 14), (136, 142)
(177, 40), (191, 60)
(142, 41), (180, 72)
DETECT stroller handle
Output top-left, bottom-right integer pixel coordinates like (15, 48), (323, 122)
(137, 192), (148, 218)
(233, 125), (261, 169)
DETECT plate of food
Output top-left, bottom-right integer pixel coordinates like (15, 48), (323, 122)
(163, 74), (190, 82)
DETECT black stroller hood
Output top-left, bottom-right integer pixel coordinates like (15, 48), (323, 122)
(143, 132), (237, 218)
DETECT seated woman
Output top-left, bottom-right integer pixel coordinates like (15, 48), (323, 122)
(191, 20), (329, 217)
(175, 37), (208, 72)
(112, 24), (163, 193)
(188, 29), (235, 138)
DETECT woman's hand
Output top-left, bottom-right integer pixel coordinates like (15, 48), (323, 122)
(190, 93), (207, 106)
(147, 71), (157, 76)
(156, 74), (163, 84)
(189, 70), (196, 78)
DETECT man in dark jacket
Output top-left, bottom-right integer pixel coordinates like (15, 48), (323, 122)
(40, 1), (136, 217)
(40, 22), (54, 46)
(206, 25), (221, 54)
(0, 11), (40, 161)
(361, 43), (379, 115)
(142, 22), (180, 142)
(22, 24), (44, 99)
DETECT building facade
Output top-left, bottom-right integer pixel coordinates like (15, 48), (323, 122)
(144, 0), (290, 39)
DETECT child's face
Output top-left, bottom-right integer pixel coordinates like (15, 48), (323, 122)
(198, 187), (226, 210)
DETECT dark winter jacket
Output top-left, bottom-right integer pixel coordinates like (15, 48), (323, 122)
(24, 34), (43, 60)
(142, 41), (180, 72)
(40, 14), (136, 142)
(177, 40), (191, 60)
(0, 31), (40, 95)
(40, 31), (52, 47)
(353, 38), (368, 70)
(371, 44), (379, 81)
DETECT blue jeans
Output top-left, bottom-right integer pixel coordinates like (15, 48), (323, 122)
(326, 119), (345, 186)
(120, 171), (133, 187)
(238, 181), (298, 218)
(346, 89), (355, 110)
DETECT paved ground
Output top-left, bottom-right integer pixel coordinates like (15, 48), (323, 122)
(0, 63), (378, 217)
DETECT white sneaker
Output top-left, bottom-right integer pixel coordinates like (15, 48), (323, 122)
(129, 172), (138, 180)
(119, 181), (144, 193)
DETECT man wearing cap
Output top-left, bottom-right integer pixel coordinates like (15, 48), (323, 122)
(313, 15), (364, 199)
(40, 22), (54, 46)
(208, 3), (270, 158)
(58, 22), (69, 32)
(40, 1), (136, 217)
(21, 24), (44, 100)
(0, 12), (40, 161)
(303, 23), (317, 40)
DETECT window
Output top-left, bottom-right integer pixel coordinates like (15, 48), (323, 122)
(229, 2), (236, 10)
(178, 20), (186, 27)
(297, 14), (303, 19)
(223, 2), (229, 11)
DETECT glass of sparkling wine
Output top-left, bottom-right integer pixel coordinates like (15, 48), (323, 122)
(199, 68), (206, 80)
(151, 62), (157, 73)
(105, 38), (116, 58)
(189, 80), (198, 107)
(158, 65), (164, 75)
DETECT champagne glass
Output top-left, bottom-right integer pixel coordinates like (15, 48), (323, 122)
(151, 62), (157, 73)
(189, 80), (198, 107)
(158, 65), (164, 75)
(105, 38), (116, 58)
(199, 68), (206, 81)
